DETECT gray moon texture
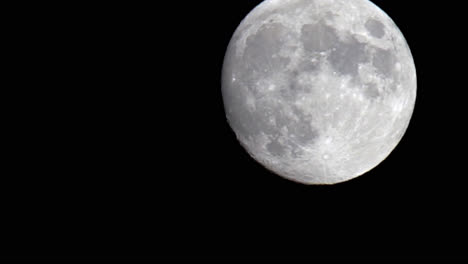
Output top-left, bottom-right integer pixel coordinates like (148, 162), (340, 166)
(221, 0), (417, 185)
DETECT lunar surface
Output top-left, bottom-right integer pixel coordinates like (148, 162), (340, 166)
(221, 0), (416, 184)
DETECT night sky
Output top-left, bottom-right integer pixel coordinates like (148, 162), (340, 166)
(2, 0), (466, 261)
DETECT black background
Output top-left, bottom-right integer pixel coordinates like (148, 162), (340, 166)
(2, 0), (466, 261)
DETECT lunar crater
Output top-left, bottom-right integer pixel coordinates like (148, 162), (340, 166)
(365, 18), (386, 38)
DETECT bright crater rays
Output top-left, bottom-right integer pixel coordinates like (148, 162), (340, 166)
(222, 0), (416, 185)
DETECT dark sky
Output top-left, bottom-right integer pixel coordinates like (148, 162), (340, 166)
(2, 0), (466, 261)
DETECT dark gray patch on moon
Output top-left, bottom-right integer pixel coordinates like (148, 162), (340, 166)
(329, 36), (369, 76)
(372, 47), (396, 77)
(290, 121), (319, 145)
(296, 59), (320, 73)
(301, 23), (339, 52)
(280, 72), (312, 100)
(279, 60), (320, 100)
(289, 107), (319, 145)
(300, 22), (369, 76)
(243, 23), (291, 75)
(365, 19), (385, 38)
(363, 82), (380, 99)
(267, 138), (286, 156)
(254, 103), (281, 136)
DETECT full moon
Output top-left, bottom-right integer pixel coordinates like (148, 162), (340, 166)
(221, 0), (416, 184)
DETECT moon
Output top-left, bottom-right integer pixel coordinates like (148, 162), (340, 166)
(221, 0), (416, 185)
